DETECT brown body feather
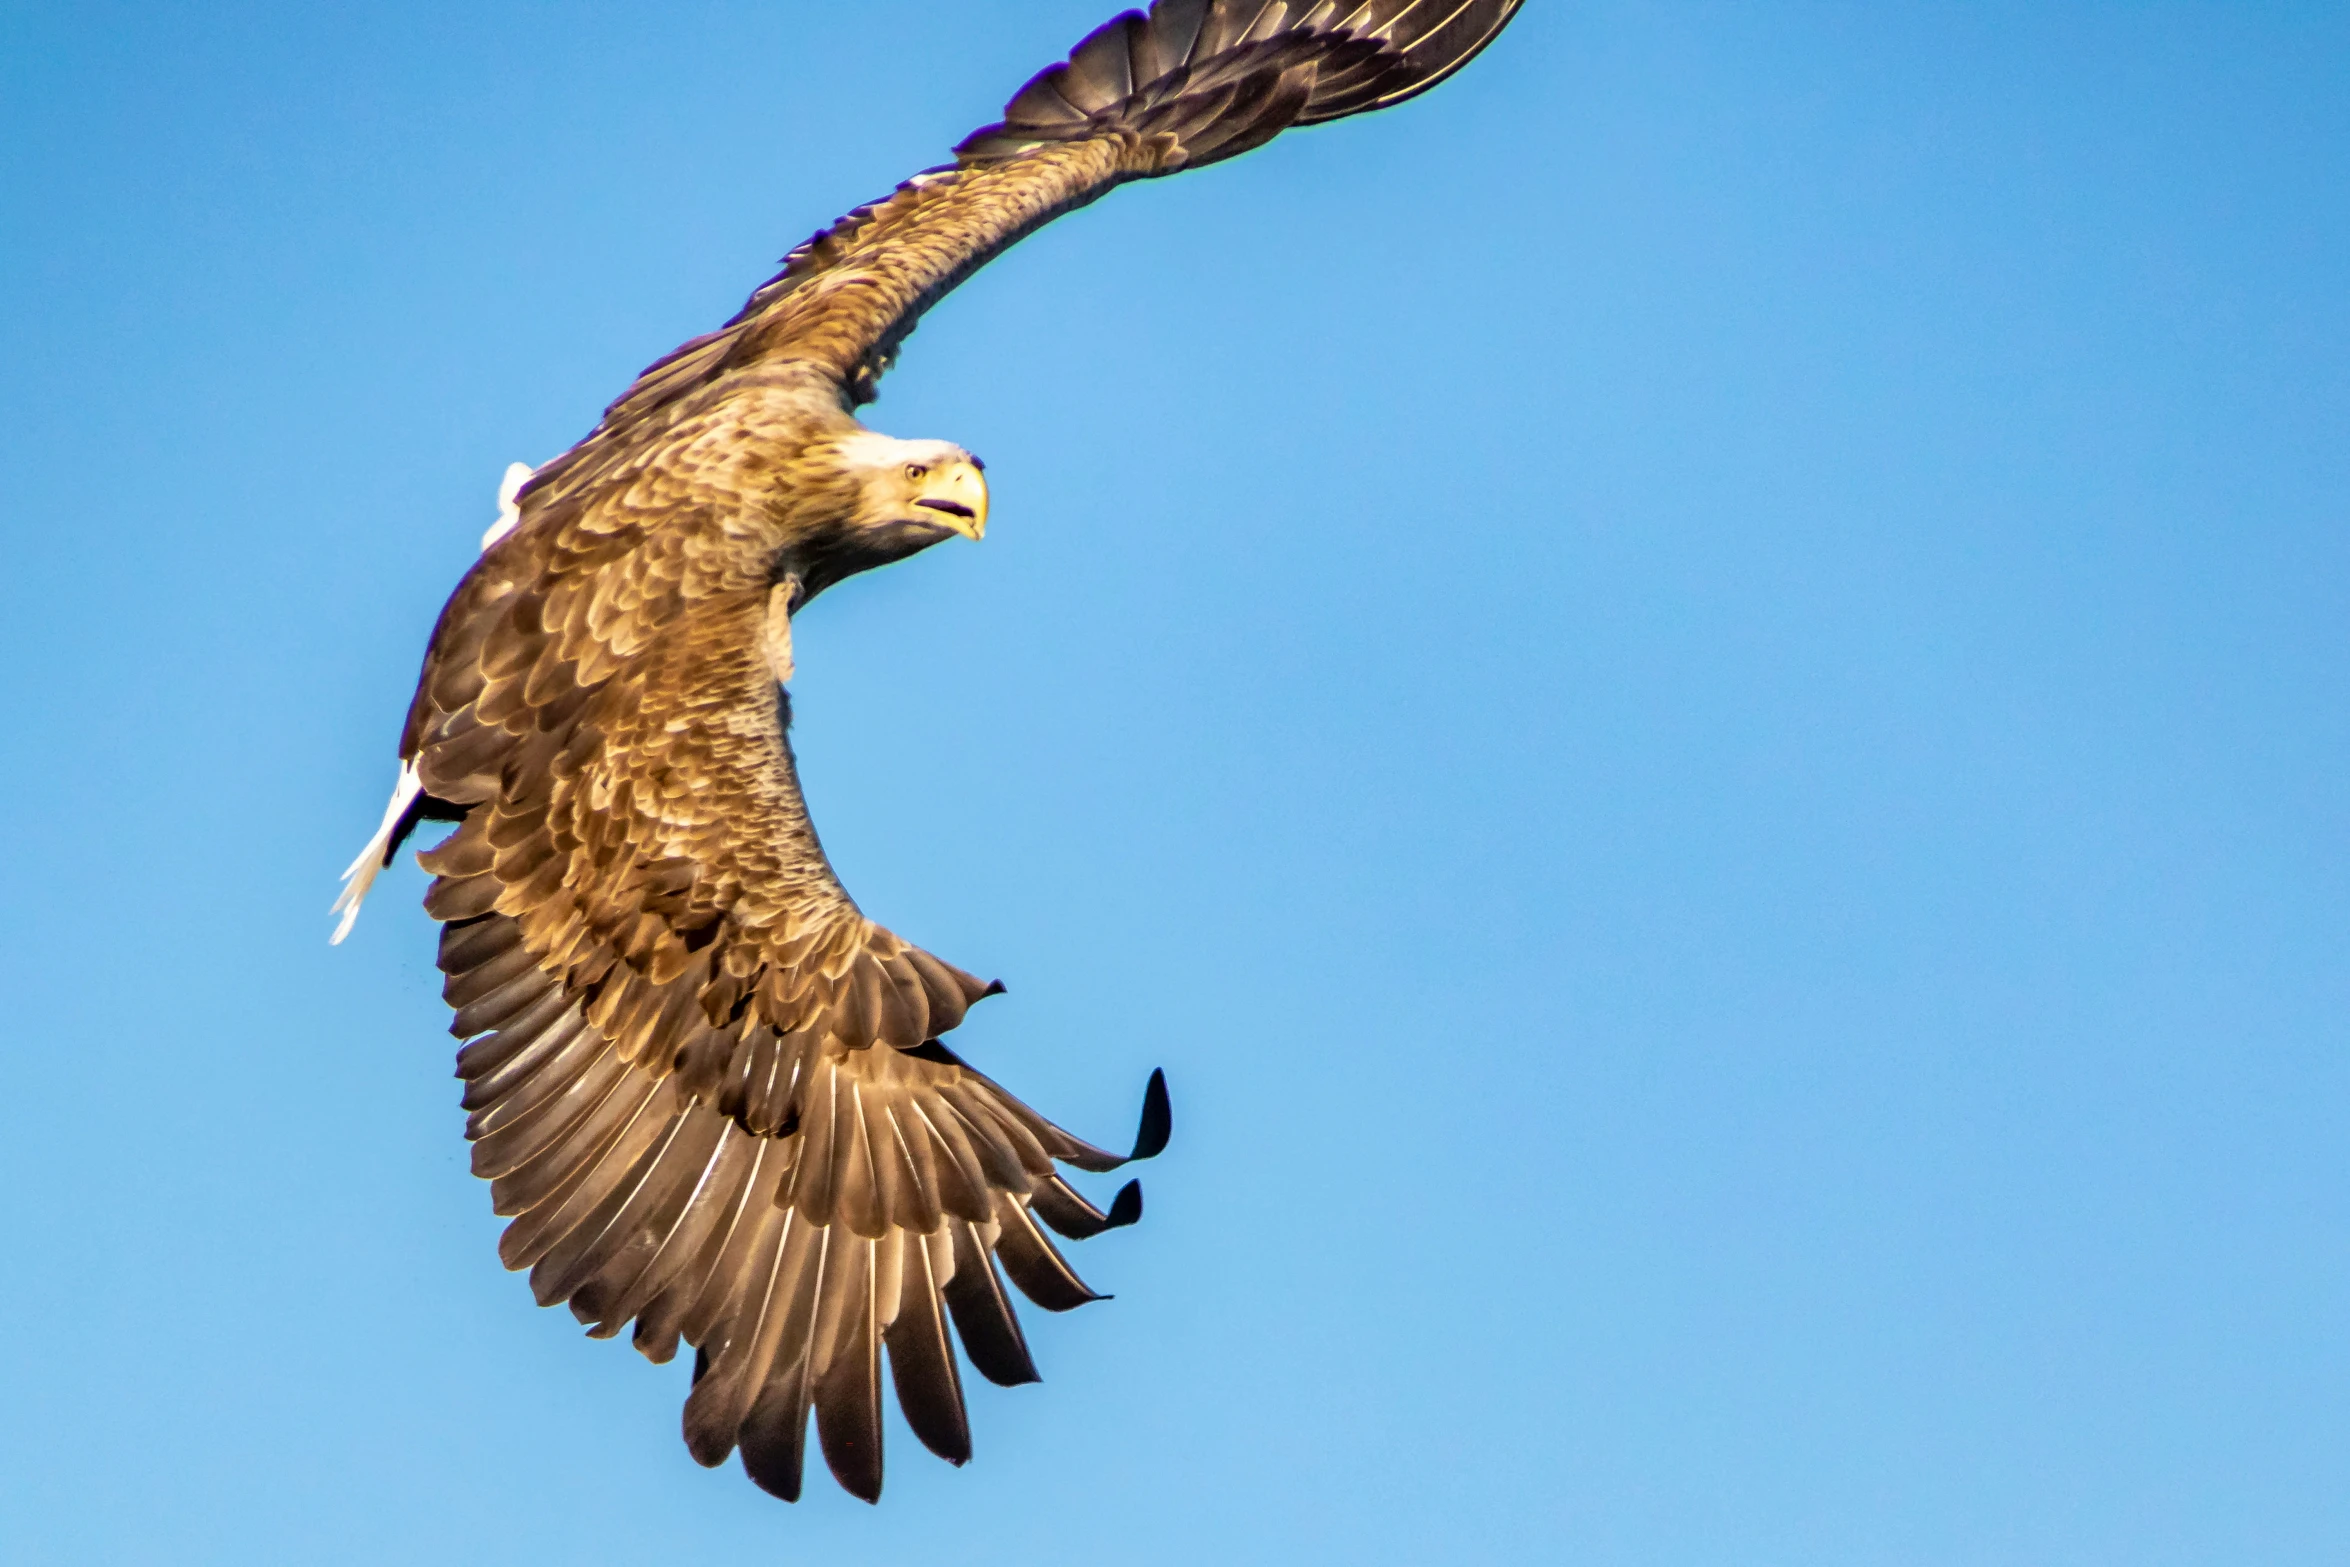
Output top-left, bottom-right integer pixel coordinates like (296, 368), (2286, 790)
(383, 0), (1520, 1504)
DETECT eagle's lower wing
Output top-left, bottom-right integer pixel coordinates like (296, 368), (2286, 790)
(443, 906), (1167, 1502)
(407, 560), (1166, 1500)
(516, 0), (1523, 513)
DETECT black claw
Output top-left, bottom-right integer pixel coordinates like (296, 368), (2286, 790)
(1104, 1178), (1143, 1230)
(1130, 1068), (1170, 1161)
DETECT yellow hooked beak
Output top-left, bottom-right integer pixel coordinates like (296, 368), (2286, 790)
(913, 460), (989, 541)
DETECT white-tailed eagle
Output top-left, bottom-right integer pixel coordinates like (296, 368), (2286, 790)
(336, 0), (1522, 1504)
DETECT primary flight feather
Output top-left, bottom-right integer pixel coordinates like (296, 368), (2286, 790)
(337, 0), (1522, 1504)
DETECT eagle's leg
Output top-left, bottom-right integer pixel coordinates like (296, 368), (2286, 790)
(761, 576), (799, 686)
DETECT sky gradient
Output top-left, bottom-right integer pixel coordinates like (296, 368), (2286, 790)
(2, 3), (2346, 1562)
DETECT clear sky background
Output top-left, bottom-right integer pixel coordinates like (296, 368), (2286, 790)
(2, 2), (2345, 1562)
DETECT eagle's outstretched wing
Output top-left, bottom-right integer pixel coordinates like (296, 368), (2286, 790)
(383, 0), (1519, 1504)
(407, 572), (1169, 1504)
(514, 0), (1524, 508)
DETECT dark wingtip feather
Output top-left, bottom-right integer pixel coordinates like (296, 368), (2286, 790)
(884, 1283), (973, 1466)
(1130, 1068), (1171, 1160)
(1105, 1178), (1143, 1230)
(1031, 1176), (1121, 1238)
(944, 1229), (1043, 1387)
(997, 1203), (1107, 1312)
(739, 1378), (813, 1501)
(960, 0), (1525, 172)
(741, 1444), (807, 1503)
(816, 1377), (885, 1503)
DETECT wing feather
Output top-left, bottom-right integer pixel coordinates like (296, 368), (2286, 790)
(994, 1195), (1108, 1312)
(883, 1234), (972, 1464)
(941, 1218), (1043, 1388)
(671, 1137), (788, 1354)
(811, 1236), (885, 1500)
(481, 0), (1522, 517)
(551, 1105), (729, 1329)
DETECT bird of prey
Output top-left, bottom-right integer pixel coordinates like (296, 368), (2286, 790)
(335, 0), (1522, 1505)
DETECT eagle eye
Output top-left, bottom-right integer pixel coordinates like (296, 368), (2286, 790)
(904, 462), (928, 481)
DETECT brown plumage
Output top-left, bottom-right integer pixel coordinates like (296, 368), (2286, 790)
(344, 0), (1522, 1504)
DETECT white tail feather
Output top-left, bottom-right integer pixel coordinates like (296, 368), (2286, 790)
(330, 758), (423, 944)
(335, 461), (535, 945)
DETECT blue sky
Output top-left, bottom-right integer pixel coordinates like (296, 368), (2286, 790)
(2, 2), (2346, 1562)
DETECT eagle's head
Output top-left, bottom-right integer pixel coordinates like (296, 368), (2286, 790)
(840, 431), (988, 541)
(788, 430), (989, 604)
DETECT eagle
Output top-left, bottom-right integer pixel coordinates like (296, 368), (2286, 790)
(335, 0), (1522, 1505)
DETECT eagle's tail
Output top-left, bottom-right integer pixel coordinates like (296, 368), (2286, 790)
(956, 0), (1524, 170)
(330, 759), (424, 944)
(333, 460), (538, 945)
